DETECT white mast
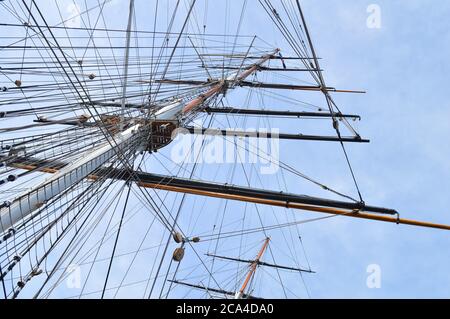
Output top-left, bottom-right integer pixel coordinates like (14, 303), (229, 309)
(0, 124), (142, 233)
(120, 0), (135, 131)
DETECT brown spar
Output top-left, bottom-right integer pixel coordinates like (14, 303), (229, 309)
(154, 79), (366, 94)
(135, 182), (450, 231)
(201, 65), (323, 72)
(4, 157), (450, 231)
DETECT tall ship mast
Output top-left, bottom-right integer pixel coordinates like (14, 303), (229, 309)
(0, 0), (448, 299)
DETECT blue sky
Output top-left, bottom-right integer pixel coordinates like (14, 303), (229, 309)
(289, 0), (450, 298)
(1, 0), (450, 298)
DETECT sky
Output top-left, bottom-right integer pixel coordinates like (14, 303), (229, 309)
(290, 0), (450, 298)
(1, 0), (450, 299)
